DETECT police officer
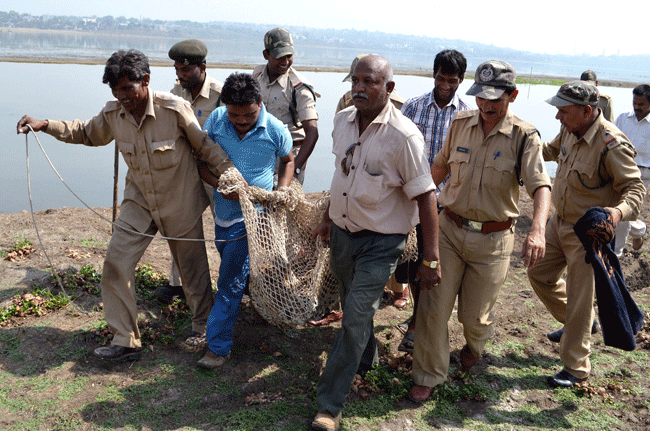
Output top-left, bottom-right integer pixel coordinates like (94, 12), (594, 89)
(409, 60), (552, 403)
(154, 39), (225, 312)
(528, 80), (645, 387)
(253, 28), (319, 184)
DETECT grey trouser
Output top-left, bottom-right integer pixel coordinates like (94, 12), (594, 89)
(315, 224), (406, 416)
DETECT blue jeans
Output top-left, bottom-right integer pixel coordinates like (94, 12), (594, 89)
(316, 224), (406, 416)
(206, 220), (249, 356)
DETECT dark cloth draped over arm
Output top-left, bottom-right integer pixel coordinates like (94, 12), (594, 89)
(573, 207), (644, 351)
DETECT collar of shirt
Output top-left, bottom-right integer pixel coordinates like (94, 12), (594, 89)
(626, 110), (650, 124)
(118, 87), (157, 126)
(426, 90), (460, 110)
(344, 99), (394, 133)
(225, 103), (269, 140)
(467, 107), (516, 139)
(264, 65), (289, 89)
(192, 74), (213, 103)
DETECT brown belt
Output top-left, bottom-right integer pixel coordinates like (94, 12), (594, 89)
(444, 208), (512, 234)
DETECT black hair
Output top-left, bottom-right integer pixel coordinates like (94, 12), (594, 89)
(633, 84), (650, 104)
(102, 49), (150, 87)
(433, 49), (467, 78)
(221, 72), (263, 105)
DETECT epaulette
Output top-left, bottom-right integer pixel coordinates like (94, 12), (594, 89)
(208, 79), (223, 94)
(288, 69), (321, 98)
(154, 91), (191, 112)
(104, 100), (122, 113)
(454, 110), (475, 120)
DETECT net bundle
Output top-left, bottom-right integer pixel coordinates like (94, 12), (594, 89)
(217, 168), (417, 327)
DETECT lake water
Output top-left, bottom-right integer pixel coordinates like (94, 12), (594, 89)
(1, 61), (639, 214)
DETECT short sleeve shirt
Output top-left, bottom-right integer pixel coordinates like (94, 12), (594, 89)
(203, 104), (292, 223)
(171, 74), (223, 128)
(433, 109), (551, 222)
(543, 112), (645, 224)
(329, 102), (435, 234)
(253, 64), (318, 141)
(615, 111), (650, 168)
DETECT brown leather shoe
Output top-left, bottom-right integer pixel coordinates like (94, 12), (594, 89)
(408, 384), (433, 403)
(307, 311), (343, 326)
(311, 411), (341, 431)
(393, 285), (410, 309)
(460, 344), (479, 371)
(633, 236), (644, 251)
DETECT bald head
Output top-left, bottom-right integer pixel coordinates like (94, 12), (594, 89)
(351, 55), (395, 118)
(356, 54), (393, 84)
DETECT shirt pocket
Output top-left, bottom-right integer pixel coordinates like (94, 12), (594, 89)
(484, 156), (516, 188)
(353, 169), (386, 208)
(568, 159), (601, 190)
(150, 140), (179, 170)
(117, 141), (139, 171)
(448, 151), (471, 184)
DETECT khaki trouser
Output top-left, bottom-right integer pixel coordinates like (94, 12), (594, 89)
(170, 182), (215, 286)
(102, 214), (214, 347)
(527, 215), (595, 379)
(412, 211), (514, 388)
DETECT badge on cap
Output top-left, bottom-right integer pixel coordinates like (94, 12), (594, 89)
(480, 68), (494, 82)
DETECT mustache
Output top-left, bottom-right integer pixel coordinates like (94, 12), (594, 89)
(352, 92), (368, 100)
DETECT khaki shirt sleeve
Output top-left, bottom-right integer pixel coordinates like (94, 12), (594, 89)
(604, 142), (646, 220)
(45, 108), (115, 147)
(542, 132), (562, 162)
(295, 85), (318, 122)
(521, 131), (552, 198)
(176, 103), (234, 175)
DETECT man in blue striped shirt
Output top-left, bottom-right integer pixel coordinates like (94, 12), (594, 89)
(393, 50), (471, 354)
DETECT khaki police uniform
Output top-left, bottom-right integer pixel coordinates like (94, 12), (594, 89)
(528, 111), (645, 379)
(170, 74), (223, 128)
(412, 109), (551, 388)
(45, 88), (233, 348)
(169, 73), (223, 286)
(253, 64), (318, 183)
(599, 93), (614, 123)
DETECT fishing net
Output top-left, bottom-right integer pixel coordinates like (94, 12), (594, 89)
(217, 168), (417, 327)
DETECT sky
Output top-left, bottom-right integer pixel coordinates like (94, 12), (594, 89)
(0, 0), (646, 57)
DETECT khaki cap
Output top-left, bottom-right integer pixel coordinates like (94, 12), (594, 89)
(466, 60), (517, 100)
(168, 39), (207, 65)
(264, 28), (295, 58)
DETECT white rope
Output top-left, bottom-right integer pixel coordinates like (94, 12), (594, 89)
(25, 126), (87, 313)
(26, 128), (244, 243)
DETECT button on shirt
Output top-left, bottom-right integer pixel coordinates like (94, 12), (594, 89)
(401, 91), (471, 164)
(253, 64), (318, 141)
(203, 104), (293, 225)
(171, 74), (223, 128)
(543, 112), (645, 224)
(615, 111), (650, 168)
(329, 102), (435, 235)
(45, 88), (234, 237)
(433, 109), (551, 222)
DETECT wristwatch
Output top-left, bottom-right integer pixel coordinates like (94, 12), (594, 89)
(294, 167), (302, 175)
(421, 259), (440, 269)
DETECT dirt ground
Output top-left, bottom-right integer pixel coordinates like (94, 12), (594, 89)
(1, 191), (649, 430)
